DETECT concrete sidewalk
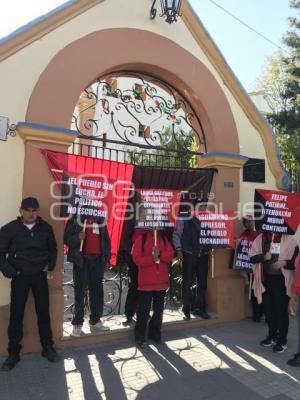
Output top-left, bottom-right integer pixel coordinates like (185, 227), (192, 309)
(1, 319), (300, 400)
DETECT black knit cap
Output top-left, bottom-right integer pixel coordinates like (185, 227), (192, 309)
(20, 197), (40, 209)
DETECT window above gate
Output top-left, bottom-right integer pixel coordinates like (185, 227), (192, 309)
(71, 71), (206, 159)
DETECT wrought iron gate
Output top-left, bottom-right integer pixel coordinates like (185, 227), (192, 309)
(70, 70), (206, 168)
(63, 71), (209, 322)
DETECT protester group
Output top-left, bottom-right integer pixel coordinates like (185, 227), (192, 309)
(0, 190), (300, 372)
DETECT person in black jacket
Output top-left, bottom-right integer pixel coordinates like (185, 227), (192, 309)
(172, 200), (211, 320)
(0, 197), (59, 371)
(64, 213), (111, 336)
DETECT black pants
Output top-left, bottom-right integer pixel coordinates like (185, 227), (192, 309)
(124, 262), (138, 320)
(8, 272), (53, 355)
(263, 274), (290, 345)
(182, 253), (209, 312)
(135, 291), (166, 342)
(72, 256), (104, 326)
(251, 290), (264, 320)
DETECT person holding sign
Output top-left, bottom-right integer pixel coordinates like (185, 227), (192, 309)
(172, 200), (211, 320)
(250, 233), (299, 353)
(132, 227), (174, 348)
(64, 214), (111, 336)
(0, 197), (59, 371)
(233, 215), (263, 322)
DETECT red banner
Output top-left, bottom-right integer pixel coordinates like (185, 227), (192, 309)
(254, 189), (300, 235)
(135, 188), (181, 229)
(42, 149), (134, 265)
(194, 211), (236, 248)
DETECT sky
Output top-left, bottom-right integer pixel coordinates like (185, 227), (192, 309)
(0, 0), (295, 91)
(189, 0), (293, 90)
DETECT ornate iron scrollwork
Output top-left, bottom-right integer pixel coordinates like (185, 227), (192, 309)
(150, 0), (182, 24)
(150, 0), (157, 20)
(72, 71), (206, 156)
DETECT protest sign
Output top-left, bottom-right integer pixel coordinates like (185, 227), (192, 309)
(135, 188), (181, 229)
(254, 189), (300, 235)
(233, 230), (260, 270)
(194, 211), (236, 248)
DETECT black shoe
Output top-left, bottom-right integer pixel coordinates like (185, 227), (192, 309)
(135, 340), (148, 349)
(287, 354), (300, 367)
(260, 337), (276, 347)
(1, 354), (20, 371)
(182, 307), (191, 320)
(122, 318), (133, 327)
(41, 345), (60, 363)
(148, 335), (165, 345)
(273, 343), (287, 353)
(252, 316), (261, 323)
(192, 309), (211, 319)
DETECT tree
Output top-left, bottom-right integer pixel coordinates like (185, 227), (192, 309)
(256, 0), (300, 191)
(127, 127), (198, 168)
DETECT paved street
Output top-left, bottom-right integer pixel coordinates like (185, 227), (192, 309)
(1, 318), (300, 400)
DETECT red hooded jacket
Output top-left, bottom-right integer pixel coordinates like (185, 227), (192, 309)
(132, 230), (174, 291)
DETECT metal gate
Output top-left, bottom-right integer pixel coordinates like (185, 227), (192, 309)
(63, 71), (209, 321)
(70, 70), (206, 168)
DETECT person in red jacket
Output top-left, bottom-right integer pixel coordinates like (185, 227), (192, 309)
(132, 228), (174, 348)
(288, 254), (300, 367)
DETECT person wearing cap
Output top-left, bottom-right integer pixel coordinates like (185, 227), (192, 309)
(64, 213), (111, 336)
(172, 199), (211, 320)
(0, 197), (59, 371)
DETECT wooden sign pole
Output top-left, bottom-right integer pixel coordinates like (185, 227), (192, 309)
(154, 229), (160, 264)
(211, 248), (215, 279)
(154, 229), (157, 246)
(249, 272), (253, 300)
(79, 219), (87, 252)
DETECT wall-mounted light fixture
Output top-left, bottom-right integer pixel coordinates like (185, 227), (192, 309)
(150, 0), (183, 24)
(0, 116), (8, 141)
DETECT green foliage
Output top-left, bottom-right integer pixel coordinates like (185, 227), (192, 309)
(127, 127), (197, 168)
(256, 0), (300, 191)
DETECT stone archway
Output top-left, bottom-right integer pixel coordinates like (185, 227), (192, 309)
(26, 28), (239, 155)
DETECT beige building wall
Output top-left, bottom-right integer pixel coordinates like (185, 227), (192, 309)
(0, 0), (286, 305)
(0, 135), (24, 225)
(0, 135), (24, 305)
